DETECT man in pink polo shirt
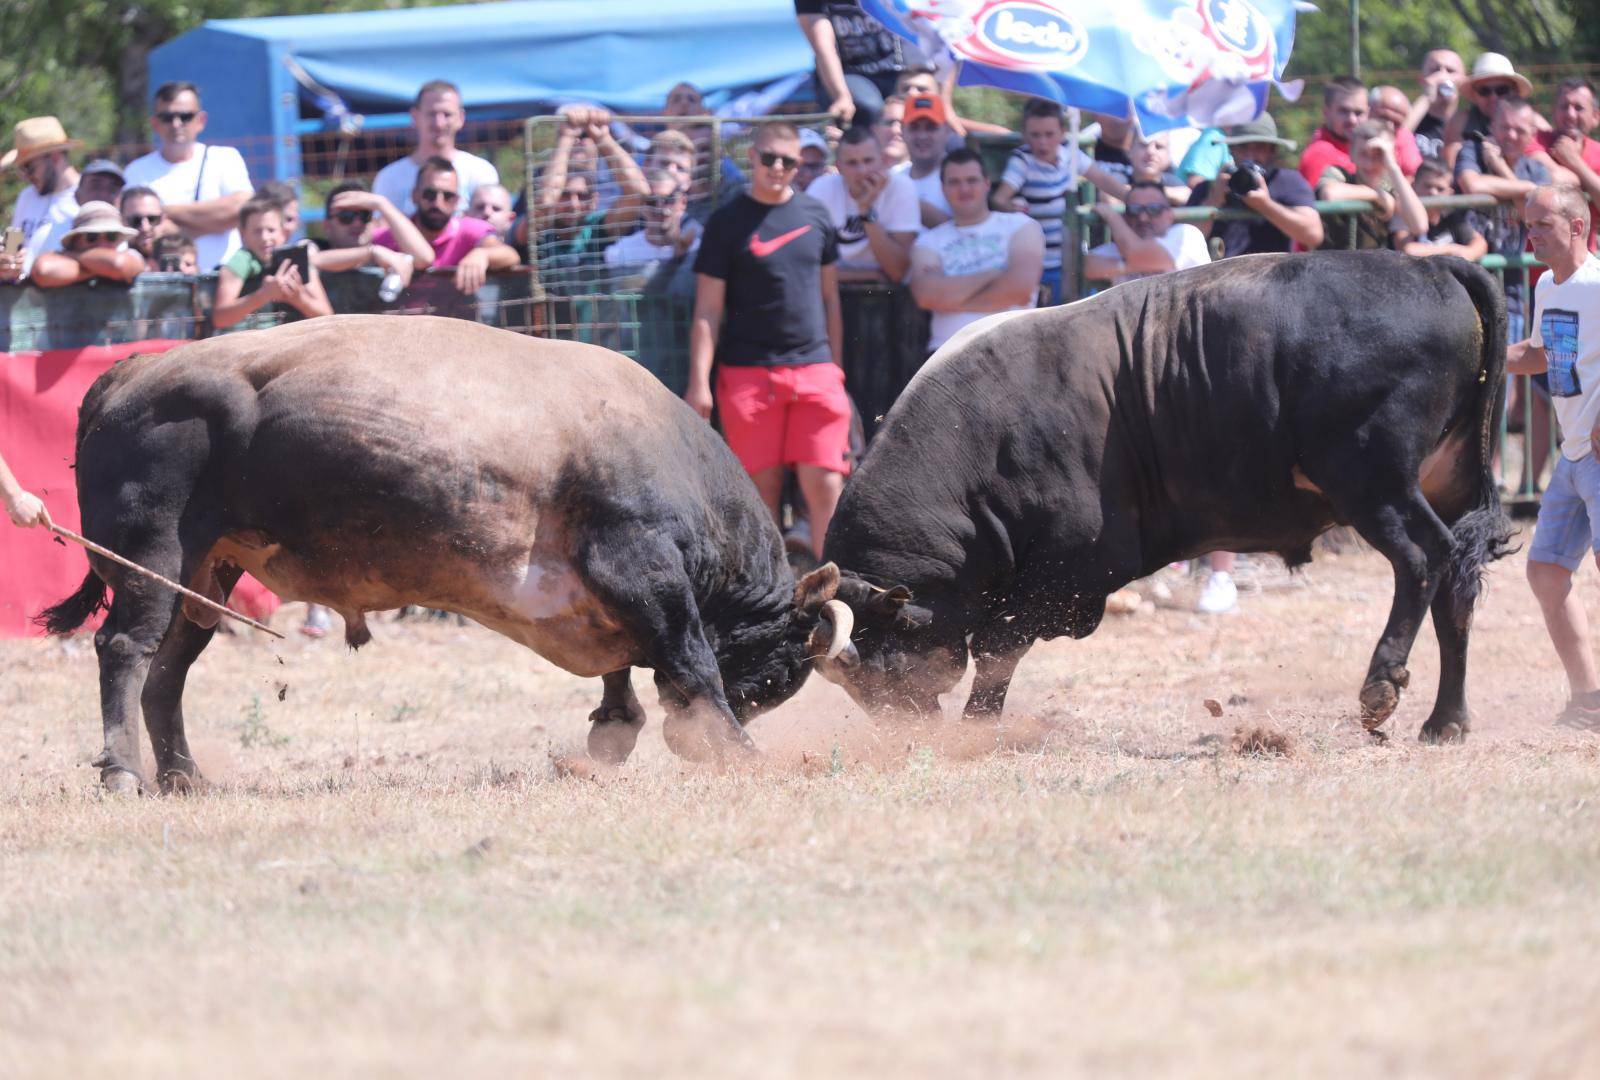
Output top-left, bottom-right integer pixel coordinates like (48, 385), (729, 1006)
(372, 156), (518, 293)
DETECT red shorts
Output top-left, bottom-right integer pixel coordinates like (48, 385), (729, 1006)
(716, 362), (852, 476)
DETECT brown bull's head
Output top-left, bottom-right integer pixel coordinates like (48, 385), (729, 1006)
(811, 571), (964, 717)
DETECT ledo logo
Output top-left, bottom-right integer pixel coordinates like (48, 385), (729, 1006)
(973, 1), (1089, 71)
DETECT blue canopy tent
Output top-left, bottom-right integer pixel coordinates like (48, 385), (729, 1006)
(148, 0), (816, 183)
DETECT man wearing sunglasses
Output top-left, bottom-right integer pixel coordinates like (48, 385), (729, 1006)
(0, 116), (82, 283)
(689, 121), (848, 560)
(309, 180), (434, 289)
(119, 186), (171, 261)
(123, 81), (254, 272)
(372, 157), (514, 295)
(1084, 180), (1210, 288)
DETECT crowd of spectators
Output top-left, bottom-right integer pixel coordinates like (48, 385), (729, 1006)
(6, 21), (1600, 612)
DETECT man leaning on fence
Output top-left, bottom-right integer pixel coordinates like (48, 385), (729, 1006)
(123, 82), (253, 272)
(688, 120), (848, 561)
(378, 157), (515, 296)
(0, 117), (82, 283)
(1507, 186), (1600, 728)
(1084, 180), (1209, 288)
(373, 80), (500, 218)
(1540, 77), (1600, 250)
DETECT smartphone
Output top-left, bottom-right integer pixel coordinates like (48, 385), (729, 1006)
(270, 241), (311, 279)
(3, 227), (23, 256)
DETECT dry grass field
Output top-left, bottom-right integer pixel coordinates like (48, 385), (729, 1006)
(4, 544), (1600, 1078)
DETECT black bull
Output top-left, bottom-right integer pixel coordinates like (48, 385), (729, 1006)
(818, 251), (1514, 741)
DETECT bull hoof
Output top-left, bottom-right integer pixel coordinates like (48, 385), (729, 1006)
(1359, 668), (1410, 729)
(662, 715), (758, 765)
(158, 769), (209, 795)
(100, 768), (144, 796)
(1419, 718), (1467, 744)
(586, 709), (645, 765)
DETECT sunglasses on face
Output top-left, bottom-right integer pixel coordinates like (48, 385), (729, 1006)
(1476, 83), (1514, 97)
(124, 213), (162, 227)
(75, 232), (122, 246)
(156, 110), (198, 124)
(1124, 204), (1168, 218)
(757, 150), (799, 171)
(332, 209), (372, 225)
(644, 194), (683, 209)
(417, 187), (459, 204)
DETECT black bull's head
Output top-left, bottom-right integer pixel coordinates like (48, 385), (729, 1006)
(713, 564), (957, 723)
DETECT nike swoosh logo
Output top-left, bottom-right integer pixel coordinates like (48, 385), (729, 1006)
(749, 225), (811, 258)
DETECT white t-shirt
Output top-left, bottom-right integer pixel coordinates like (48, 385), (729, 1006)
(603, 228), (698, 267)
(914, 211), (1039, 350)
(124, 143), (253, 271)
(806, 170), (920, 274)
(893, 161), (951, 219)
(1087, 223), (1211, 286)
(373, 150), (501, 217)
(1531, 254), (1600, 461)
(9, 185), (79, 274)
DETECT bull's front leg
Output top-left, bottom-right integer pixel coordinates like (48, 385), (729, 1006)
(581, 532), (755, 765)
(963, 621), (1035, 720)
(587, 668), (647, 764)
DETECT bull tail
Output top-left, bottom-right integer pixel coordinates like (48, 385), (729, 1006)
(35, 570), (108, 636)
(1440, 256), (1516, 610)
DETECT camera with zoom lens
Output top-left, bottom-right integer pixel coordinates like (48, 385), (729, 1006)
(1228, 159), (1268, 198)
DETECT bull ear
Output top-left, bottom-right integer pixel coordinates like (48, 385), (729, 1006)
(794, 561), (841, 613)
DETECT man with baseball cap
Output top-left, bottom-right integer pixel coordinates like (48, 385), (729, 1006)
(0, 116), (83, 282)
(891, 93), (953, 227)
(76, 159), (125, 208)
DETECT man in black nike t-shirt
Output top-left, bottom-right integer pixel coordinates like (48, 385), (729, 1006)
(689, 120), (847, 560)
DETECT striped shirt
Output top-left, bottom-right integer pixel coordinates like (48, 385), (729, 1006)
(1000, 146), (1090, 271)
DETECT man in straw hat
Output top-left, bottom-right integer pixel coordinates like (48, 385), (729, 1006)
(0, 116), (83, 282)
(1444, 52), (1551, 161)
(28, 202), (145, 288)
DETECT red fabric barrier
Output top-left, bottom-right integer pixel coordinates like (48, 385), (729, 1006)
(0, 341), (280, 637)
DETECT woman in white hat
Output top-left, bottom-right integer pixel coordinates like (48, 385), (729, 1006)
(29, 200), (145, 288)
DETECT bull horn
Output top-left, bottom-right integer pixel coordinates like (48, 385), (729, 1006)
(821, 599), (855, 661)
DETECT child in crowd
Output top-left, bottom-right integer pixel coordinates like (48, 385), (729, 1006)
(991, 98), (1126, 303)
(151, 235), (199, 274)
(1395, 160), (1489, 259)
(212, 194), (331, 329)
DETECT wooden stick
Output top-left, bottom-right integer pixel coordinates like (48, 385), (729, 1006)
(49, 524), (286, 639)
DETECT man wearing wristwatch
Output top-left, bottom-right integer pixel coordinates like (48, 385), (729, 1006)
(805, 126), (918, 283)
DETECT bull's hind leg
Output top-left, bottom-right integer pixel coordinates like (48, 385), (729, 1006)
(93, 570), (183, 794)
(1420, 581), (1473, 743)
(579, 533), (753, 764)
(1346, 493), (1456, 731)
(140, 566), (240, 792)
(587, 668), (647, 765)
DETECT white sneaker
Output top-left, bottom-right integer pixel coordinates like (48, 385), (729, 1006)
(1196, 571), (1238, 615)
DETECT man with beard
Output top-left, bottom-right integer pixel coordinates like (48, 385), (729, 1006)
(805, 126), (917, 282)
(119, 187), (170, 261)
(373, 157), (515, 295)
(0, 116), (81, 282)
